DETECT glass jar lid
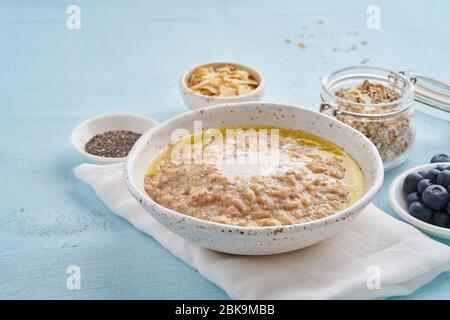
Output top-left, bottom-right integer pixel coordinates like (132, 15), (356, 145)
(400, 71), (450, 117)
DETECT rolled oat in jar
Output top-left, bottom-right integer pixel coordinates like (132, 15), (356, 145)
(320, 66), (416, 170)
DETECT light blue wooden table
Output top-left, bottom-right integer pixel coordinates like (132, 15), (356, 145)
(1, 0), (449, 299)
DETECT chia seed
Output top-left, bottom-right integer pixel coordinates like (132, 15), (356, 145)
(85, 130), (141, 158)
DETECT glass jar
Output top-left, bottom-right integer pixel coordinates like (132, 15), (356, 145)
(320, 66), (416, 170)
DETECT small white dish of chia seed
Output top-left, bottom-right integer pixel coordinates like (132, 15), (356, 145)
(70, 113), (159, 164)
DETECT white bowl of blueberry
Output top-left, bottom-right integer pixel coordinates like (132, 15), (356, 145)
(389, 153), (450, 239)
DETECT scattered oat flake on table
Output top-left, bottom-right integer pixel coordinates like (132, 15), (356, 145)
(361, 57), (370, 64)
(298, 42), (307, 49)
(346, 44), (358, 52)
(361, 40), (368, 45)
(285, 38), (292, 44)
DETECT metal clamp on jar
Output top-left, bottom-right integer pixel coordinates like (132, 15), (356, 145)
(320, 66), (450, 170)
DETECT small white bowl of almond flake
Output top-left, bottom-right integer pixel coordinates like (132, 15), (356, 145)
(180, 62), (265, 110)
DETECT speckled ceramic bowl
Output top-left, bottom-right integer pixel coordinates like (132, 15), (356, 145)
(180, 62), (265, 110)
(125, 102), (384, 255)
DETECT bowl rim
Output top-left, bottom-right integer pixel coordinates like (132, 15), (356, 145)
(125, 101), (384, 232)
(389, 162), (450, 237)
(180, 61), (266, 100)
(70, 113), (159, 164)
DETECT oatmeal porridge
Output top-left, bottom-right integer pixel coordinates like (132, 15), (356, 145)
(144, 127), (365, 227)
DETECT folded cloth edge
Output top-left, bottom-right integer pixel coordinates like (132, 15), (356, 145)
(73, 163), (450, 300)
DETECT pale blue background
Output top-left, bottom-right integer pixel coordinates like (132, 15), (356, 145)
(0, 0), (449, 299)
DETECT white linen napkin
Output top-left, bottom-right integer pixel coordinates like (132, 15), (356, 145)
(74, 163), (450, 300)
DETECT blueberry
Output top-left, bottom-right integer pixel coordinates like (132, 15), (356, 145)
(430, 153), (450, 163)
(430, 212), (450, 228)
(436, 170), (450, 188)
(447, 201), (450, 215)
(406, 192), (422, 204)
(417, 179), (433, 194)
(403, 173), (424, 194)
(422, 185), (449, 210)
(408, 202), (433, 222)
(418, 170), (428, 177)
(424, 169), (441, 181)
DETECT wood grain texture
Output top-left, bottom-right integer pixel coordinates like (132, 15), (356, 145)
(0, 0), (449, 299)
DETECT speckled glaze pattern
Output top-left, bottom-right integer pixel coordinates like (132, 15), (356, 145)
(125, 102), (384, 255)
(179, 62), (265, 110)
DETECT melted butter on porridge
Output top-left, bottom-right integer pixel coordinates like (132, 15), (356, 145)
(144, 127), (365, 227)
